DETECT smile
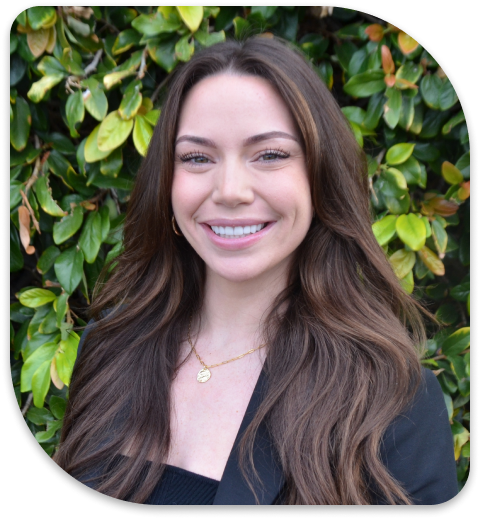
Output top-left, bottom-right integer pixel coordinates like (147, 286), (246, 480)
(210, 223), (266, 239)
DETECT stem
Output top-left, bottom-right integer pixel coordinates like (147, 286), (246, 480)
(21, 393), (33, 417)
(84, 49), (103, 76)
(136, 47), (148, 80)
(19, 190), (41, 234)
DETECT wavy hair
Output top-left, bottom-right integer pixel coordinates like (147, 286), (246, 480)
(55, 37), (427, 504)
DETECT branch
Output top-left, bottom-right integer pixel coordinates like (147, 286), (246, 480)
(21, 393), (33, 417)
(84, 49), (103, 77)
(20, 190), (41, 233)
(136, 47), (148, 80)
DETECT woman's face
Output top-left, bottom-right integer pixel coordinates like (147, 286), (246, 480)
(172, 73), (313, 284)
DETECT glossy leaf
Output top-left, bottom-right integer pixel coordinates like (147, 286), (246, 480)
(79, 211), (103, 263)
(383, 87), (401, 129)
(54, 247), (84, 294)
(396, 214), (426, 251)
(32, 360), (51, 407)
(20, 340), (58, 392)
(82, 78), (108, 121)
(417, 246), (445, 276)
(84, 124), (112, 163)
(55, 331), (80, 386)
(131, 12), (181, 36)
(442, 161), (463, 185)
(97, 111), (134, 152)
(35, 176), (67, 217)
(65, 90), (85, 138)
(10, 97), (31, 151)
(27, 6), (56, 30)
(372, 215), (397, 246)
(344, 70), (386, 97)
(389, 249), (415, 279)
(118, 80), (143, 120)
(398, 32), (419, 55)
(442, 328), (470, 357)
(27, 74), (64, 103)
(19, 288), (57, 308)
(133, 114), (153, 156)
(386, 143), (415, 165)
(175, 34), (195, 62)
(176, 6), (203, 32)
(112, 29), (141, 55)
(53, 205), (84, 244)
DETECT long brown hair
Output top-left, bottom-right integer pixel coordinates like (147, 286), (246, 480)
(55, 37), (427, 504)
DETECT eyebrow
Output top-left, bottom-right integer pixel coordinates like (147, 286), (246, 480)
(175, 131), (298, 148)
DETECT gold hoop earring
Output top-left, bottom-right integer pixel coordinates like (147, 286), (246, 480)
(172, 215), (183, 236)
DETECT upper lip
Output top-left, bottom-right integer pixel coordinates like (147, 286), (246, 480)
(201, 219), (271, 227)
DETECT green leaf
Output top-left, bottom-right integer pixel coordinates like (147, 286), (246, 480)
(386, 143), (415, 165)
(343, 70), (386, 98)
(131, 12), (181, 36)
(35, 419), (63, 443)
(82, 78), (108, 122)
(55, 293), (69, 327)
(441, 161), (463, 185)
(118, 80), (143, 120)
(395, 62), (422, 88)
(97, 111), (134, 152)
(389, 249), (416, 279)
(10, 97), (31, 151)
(53, 205), (84, 244)
(10, 180), (23, 210)
(439, 79), (458, 111)
(49, 395), (67, 420)
(35, 176), (67, 217)
(250, 6), (277, 20)
(32, 360), (51, 407)
(176, 6), (203, 32)
(54, 247), (84, 294)
(27, 7), (56, 30)
(420, 74), (442, 110)
(175, 34), (195, 62)
(65, 90), (85, 138)
(451, 421), (469, 460)
(84, 124), (112, 163)
(79, 211), (103, 263)
(144, 109), (160, 126)
(431, 220), (448, 256)
(21, 340), (58, 392)
(55, 331), (80, 386)
(194, 29), (225, 47)
(383, 87), (402, 129)
(442, 111), (465, 136)
(133, 114), (153, 156)
(39, 307), (58, 334)
(37, 56), (67, 77)
(442, 327), (470, 357)
(147, 37), (178, 73)
(400, 269), (414, 294)
(19, 288), (57, 308)
(100, 147), (123, 177)
(27, 74), (64, 103)
(396, 214), (426, 251)
(380, 168), (408, 197)
(26, 407), (54, 425)
(36, 245), (60, 273)
(99, 205), (111, 242)
(394, 156), (422, 186)
(103, 69), (137, 91)
(112, 28), (141, 55)
(372, 215), (397, 246)
(10, 220), (23, 272)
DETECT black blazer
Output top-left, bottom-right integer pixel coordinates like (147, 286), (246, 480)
(73, 325), (458, 505)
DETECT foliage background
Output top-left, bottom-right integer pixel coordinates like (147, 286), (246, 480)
(9, 6), (470, 490)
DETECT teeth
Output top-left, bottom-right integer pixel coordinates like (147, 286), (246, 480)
(210, 223), (266, 238)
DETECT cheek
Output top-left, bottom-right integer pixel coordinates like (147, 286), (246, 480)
(266, 172), (312, 222)
(171, 171), (206, 217)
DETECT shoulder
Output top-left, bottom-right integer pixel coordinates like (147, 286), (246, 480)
(380, 367), (458, 504)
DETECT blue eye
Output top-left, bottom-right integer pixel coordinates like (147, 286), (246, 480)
(259, 149), (290, 162)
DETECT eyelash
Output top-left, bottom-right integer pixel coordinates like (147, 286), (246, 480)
(177, 148), (291, 165)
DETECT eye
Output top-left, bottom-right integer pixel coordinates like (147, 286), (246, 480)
(178, 152), (211, 166)
(257, 148), (290, 162)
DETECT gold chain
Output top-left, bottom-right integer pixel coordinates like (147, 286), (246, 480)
(187, 314), (267, 370)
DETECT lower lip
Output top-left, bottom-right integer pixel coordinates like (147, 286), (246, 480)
(201, 223), (274, 251)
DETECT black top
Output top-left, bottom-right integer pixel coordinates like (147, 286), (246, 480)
(144, 465), (219, 505)
(72, 321), (458, 505)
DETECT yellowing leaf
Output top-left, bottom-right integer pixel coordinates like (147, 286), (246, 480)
(84, 124), (112, 163)
(389, 249), (415, 279)
(418, 246), (445, 276)
(395, 214), (426, 251)
(97, 111), (134, 152)
(386, 143), (415, 165)
(27, 28), (49, 58)
(442, 161), (463, 185)
(19, 288), (57, 308)
(398, 32), (419, 55)
(372, 215), (397, 246)
(133, 114), (153, 156)
(27, 74), (64, 103)
(176, 6), (203, 32)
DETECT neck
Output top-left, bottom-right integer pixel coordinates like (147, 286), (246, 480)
(195, 262), (290, 357)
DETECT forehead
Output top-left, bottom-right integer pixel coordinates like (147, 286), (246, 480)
(176, 73), (298, 140)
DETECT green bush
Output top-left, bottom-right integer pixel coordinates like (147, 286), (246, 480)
(10, 6), (469, 487)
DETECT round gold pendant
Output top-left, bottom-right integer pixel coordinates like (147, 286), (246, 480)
(197, 367), (211, 383)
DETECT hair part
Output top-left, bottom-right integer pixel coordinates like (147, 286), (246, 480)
(55, 37), (427, 505)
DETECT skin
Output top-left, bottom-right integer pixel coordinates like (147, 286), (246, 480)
(166, 74), (313, 479)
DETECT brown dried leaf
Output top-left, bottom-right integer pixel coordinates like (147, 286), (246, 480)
(18, 206), (35, 254)
(27, 28), (49, 58)
(51, 357), (65, 390)
(45, 26), (56, 54)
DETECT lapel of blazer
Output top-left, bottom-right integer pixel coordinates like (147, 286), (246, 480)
(213, 369), (285, 505)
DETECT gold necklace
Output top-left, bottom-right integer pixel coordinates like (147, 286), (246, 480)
(187, 315), (267, 383)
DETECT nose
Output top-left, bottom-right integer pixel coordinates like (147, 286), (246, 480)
(211, 159), (255, 208)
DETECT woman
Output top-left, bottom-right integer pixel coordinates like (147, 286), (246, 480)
(55, 37), (458, 505)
